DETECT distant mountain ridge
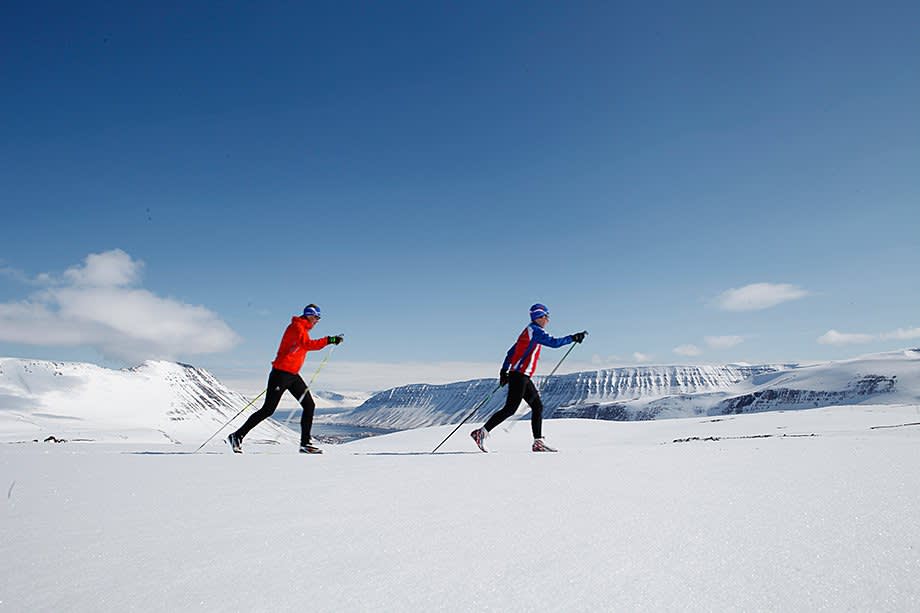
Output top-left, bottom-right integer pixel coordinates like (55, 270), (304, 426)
(0, 358), (294, 444)
(331, 350), (920, 430)
(3, 351), (919, 443)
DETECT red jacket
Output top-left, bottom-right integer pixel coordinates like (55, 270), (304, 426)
(271, 317), (329, 374)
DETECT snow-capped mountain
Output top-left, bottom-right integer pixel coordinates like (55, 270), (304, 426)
(4, 350), (919, 442)
(331, 350), (920, 430)
(311, 389), (373, 411)
(0, 358), (295, 444)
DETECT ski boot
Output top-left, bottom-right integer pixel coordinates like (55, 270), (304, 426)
(470, 427), (488, 452)
(532, 438), (557, 453)
(227, 432), (242, 454)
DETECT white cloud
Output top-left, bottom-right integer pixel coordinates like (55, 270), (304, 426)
(817, 330), (875, 345)
(673, 344), (702, 357)
(632, 352), (653, 363)
(0, 250), (240, 363)
(705, 335), (744, 349)
(64, 249), (141, 287)
(880, 327), (920, 341)
(715, 283), (809, 311)
(818, 326), (920, 346)
(586, 354), (633, 369)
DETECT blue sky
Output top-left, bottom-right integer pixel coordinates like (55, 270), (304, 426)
(2, 1), (919, 392)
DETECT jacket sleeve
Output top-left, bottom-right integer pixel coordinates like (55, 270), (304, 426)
(303, 330), (330, 351)
(502, 345), (515, 371)
(532, 325), (573, 348)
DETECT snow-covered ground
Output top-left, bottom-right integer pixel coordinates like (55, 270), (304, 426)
(2, 404), (918, 611)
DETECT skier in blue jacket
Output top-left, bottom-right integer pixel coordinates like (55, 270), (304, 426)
(471, 303), (586, 452)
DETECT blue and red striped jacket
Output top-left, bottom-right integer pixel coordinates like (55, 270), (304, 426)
(502, 322), (574, 376)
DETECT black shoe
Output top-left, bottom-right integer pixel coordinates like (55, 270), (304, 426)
(227, 432), (242, 453)
(299, 444), (323, 454)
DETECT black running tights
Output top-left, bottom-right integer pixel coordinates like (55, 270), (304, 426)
(234, 368), (316, 446)
(483, 371), (544, 439)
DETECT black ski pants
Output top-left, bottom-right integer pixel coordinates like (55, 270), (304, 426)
(234, 368), (316, 447)
(484, 370), (544, 439)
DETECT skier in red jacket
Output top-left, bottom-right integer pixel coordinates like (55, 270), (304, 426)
(228, 304), (343, 454)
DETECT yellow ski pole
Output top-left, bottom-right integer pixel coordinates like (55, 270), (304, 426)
(280, 343), (338, 432)
(194, 389), (266, 453)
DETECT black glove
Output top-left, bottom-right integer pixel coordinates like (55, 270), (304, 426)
(499, 370), (509, 386)
(571, 331), (587, 344)
(327, 335), (344, 345)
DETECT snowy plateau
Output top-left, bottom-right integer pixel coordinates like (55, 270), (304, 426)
(1, 352), (919, 611)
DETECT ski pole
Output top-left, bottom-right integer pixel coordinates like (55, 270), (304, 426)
(503, 334), (585, 433)
(194, 389), (266, 453)
(280, 342), (338, 432)
(431, 384), (502, 454)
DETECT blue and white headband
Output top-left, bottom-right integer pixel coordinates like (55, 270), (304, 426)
(530, 303), (549, 321)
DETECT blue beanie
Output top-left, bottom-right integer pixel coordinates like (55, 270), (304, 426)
(530, 303), (549, 321)
(302, 305), (321, 318)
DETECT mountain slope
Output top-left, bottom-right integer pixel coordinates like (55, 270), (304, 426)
(3, 350), (919, 441)
(333, 350), (920, 429)
(0, 358), (293, 444)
